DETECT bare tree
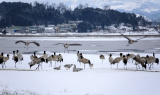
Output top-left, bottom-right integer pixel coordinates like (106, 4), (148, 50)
(103, 5), (110, 10)
(57, 2), (69, 14)
(78, 4), (83, 9)
(78, 4), (88, 9)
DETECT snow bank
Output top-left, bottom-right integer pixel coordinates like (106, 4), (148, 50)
(0, 52), (160, 95)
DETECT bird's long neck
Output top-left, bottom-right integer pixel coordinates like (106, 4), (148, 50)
(153, 53), (155, 57)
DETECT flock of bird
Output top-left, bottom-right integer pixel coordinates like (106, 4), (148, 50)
(1, 34), (158, 72)
(0, 49), (159, 71)
(0, 50), (94, 71)
(108, 52), (159, 70)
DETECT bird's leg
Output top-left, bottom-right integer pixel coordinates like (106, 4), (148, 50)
(126, 44), (130, 46)
(15, 62), (16, 67)
(149, 64), (151, 70)
(64, 48), (66, 53)
(136, 65), (138, 70)
(126, 65), (127, 70)
(152, 63), (154, 68)
(132, 59), (134, 64)
(4, 62), (6, 68)
(36, 64), (40, 70)
(117, 63), (118, 69)
(2, 63), (3, 69)
(41, 63), (43, 69)
(138, 64), (141, 70)
(67, 48), (69, 53)
(50, 62), (52, 67)
(55, 62), (56, 67)
(57, 61), (59, 66)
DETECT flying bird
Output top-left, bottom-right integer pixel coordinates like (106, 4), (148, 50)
(15, 40), (40, 49)
(121, 34), (147, 46)
(54, 43), (81, 53)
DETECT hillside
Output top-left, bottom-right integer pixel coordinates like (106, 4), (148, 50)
(0, 2), (150, 32)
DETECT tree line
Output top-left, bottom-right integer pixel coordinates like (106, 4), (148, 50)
(0, 2), (151, 32)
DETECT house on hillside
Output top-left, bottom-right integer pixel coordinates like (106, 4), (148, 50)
(6, 26), (26, 34)
(6, 26), (45, 34)
(28, 26), (39, 33)
(56, 23), (77, 33)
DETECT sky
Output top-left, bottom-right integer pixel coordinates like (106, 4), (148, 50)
(1, 0), (160, 6)
(0, 0), (160, 11)
(1, 0), (160, 3)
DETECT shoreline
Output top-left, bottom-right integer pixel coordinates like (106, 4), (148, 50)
(0, 34), (160, 37)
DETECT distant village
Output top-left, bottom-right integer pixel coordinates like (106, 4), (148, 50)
(3, 21), (82, 34)
(1, 20), (160, 35)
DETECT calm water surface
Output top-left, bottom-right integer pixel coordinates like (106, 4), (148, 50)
(0, 37), (160, 55)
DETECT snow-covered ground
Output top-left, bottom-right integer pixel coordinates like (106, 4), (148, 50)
(0, 52), (160, 95)
(1, 30), (160, 36)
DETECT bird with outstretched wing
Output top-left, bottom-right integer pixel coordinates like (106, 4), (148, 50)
(121, 34), (147, 46)
(54, 43), (81, 53)
(15, 40), (40, 49)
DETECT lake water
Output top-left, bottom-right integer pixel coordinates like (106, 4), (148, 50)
(0, 37), (160, 55)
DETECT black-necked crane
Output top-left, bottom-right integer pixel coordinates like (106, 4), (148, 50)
(121, 34), (147, 46)
(111, 53), (123, 69)
(126, 53), (135, 63)
(29, 58), (45, 70)
(57, 54), (63, 66)
(16, 50), (23, 64)
(54, 43), (81, 53)
(0, 52), (4, 68)
(133, 56), (147, 70)
(77, 51), (81, 62)
(99, 54), (105, 63)
(134, 54), (141, 70)
(79, 53), (93, 69)
(30, 52), (38, 61)
(39, 51), (48, 68)
(0, 55), (4, 68)
(12, 51), (18, 68)
(123, 55), (128, 69)
(109, 54), (113, 68)
(145, 53), (159, 70)
(64, 64), (73, 70)
(46, 55), (54, 67)
(15, 40), (40, 49)
(54, 66), (61, 70)
(3, 54), (10, 68)
(73, 64), (83, 72)
(52, 52), (59, 67)
(77, 51), (83, 65)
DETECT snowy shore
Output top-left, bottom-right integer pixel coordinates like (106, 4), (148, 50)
(0, 52), (160, 95)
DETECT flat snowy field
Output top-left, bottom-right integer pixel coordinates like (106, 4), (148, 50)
(0, 37), (160, 95)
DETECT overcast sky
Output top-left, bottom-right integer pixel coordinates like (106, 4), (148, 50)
(1, 0), (160, 4)
(0, 0), (160, 10)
